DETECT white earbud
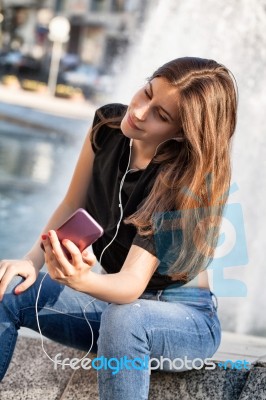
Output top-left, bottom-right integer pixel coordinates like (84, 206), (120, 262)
(153, 137), (183, 157)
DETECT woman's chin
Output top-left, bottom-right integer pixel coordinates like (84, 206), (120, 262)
(120, 118), (134, 138)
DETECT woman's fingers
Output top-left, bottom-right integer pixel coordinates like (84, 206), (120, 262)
(0, 258), (38, 301)
(42, 233), (65, 277)
(0, 265), (11, 301)
(82, 250), (96, 267)
(0, 262), (7, 282)
(45, 231), (68, 266)
(42, 231), (85, 277)
(42, 231), (95, 291)
(61, 239), (83, 266)
(0, 262), (18, 300)
(14, 274), (36, 294)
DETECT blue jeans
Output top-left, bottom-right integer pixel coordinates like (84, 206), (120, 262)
(0, 272), (221, 399)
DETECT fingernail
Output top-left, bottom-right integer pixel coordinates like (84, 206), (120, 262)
(48, 231), (52, 237)
(42, 234), (47, 240)
(83, 250), (88, 256)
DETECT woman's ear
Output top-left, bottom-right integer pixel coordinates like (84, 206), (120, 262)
(174, 125), (185, 142)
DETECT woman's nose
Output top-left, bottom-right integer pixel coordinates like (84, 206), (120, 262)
(134, 103), (149, 121)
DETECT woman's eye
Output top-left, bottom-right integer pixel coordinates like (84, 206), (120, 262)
(143, 88), (168, 122)
(144, 89), (152, 99)
(159, 114), (168, 122)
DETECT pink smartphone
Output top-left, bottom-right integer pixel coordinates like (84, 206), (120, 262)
(40, 208), (104, 259)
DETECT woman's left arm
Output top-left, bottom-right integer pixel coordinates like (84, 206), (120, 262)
(42, 230), (159, 304)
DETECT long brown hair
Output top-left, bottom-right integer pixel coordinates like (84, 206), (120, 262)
(92, 57), (238, 282)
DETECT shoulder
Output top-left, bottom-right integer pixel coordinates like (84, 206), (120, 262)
(90, 103), (127, 153)
(92, 103), (127, 126)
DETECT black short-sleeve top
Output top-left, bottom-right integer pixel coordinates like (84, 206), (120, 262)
(85, 103), (186, 291)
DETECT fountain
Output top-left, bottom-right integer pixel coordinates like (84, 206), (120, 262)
(110, 0), (266, 336)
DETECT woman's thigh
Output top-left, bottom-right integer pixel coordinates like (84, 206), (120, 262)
(99, 288), (221, 372)
(3, 272), (109, 352)
(148, 301), (220, 369)
(140, 289), (221, 371)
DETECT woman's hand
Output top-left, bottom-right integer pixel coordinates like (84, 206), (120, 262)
(42, 230), (96, 290)
(0, 258), (39, 301)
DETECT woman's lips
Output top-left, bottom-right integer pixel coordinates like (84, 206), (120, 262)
(127, 113), (141, 130)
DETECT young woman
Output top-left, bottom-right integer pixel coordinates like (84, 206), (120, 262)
(0, 57), (237, 399)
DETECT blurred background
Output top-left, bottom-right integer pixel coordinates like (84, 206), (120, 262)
(0, 0), (149, 101)
(0, 0), (265, 338)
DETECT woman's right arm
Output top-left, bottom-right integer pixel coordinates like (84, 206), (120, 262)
(0, 127), (95, 300)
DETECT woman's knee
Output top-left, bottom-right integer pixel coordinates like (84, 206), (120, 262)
(4, 276), (25, 297)
(1, 273), (44, 314)
(98, 300), (150, 351)
(0, 276), (26, 327)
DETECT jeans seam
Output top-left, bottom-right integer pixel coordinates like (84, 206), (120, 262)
(0, 328), (17, 379)
(2, 300), (20, 328)
(208, 311), (221, 331)
(20, 305), (100, 322)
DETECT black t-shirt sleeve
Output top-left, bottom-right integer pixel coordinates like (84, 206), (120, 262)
(132, 233), (157, 257)
(132, 211), (184, 274)
(90, 103), (127, 154)
(132, 224), (187, 287)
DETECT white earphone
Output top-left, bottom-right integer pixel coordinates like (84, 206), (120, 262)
(99, 138), (134, 265)
(35, 136), (180, 365)
(35, 138), (134, 366)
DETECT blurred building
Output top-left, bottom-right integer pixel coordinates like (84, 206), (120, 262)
(0, 0), (151, 72)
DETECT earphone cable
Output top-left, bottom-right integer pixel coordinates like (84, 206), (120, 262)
(36, 139), (134, 366)
(35, 272), (96, 366)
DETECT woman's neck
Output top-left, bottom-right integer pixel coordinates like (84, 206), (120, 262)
(130, 139), (157, 170)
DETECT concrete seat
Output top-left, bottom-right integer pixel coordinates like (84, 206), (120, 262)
(0, 333), (265, 399)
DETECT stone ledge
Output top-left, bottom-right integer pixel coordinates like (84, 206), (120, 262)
(0, 336), (84, 400)
(238, 367), (266, 400)
(0, 335), (265, 400)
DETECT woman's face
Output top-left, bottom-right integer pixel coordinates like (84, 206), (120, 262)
(121, 77), (180, 147)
